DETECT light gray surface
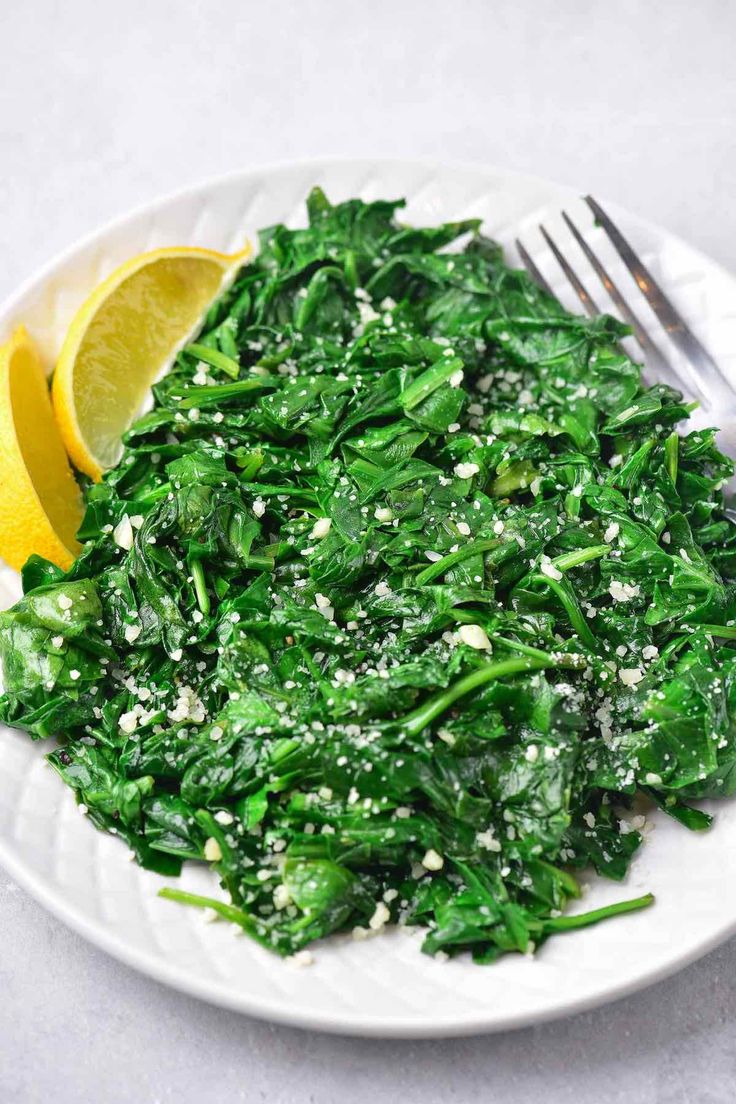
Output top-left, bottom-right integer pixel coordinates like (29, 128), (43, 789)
(1, 1), (735, 1100)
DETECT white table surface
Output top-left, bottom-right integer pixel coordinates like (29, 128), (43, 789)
(2, 1), (736, 1100)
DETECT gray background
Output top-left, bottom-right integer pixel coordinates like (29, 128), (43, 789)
(1, 1), (735, 1101)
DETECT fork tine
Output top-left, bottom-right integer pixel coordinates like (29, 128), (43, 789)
(539, 224), (599, 317)
(561, 211), (676, 382)
(514, 238), (554, 297)
(585, 196), (731, 399)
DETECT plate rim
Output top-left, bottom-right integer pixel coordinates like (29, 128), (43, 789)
(4, 153), (736, 342)
(2, 155), (736, 1037)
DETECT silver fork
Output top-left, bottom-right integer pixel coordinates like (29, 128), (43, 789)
(515, 196), (735, 416)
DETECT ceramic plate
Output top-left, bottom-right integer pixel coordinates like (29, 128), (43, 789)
(2, 158), (736, 1037)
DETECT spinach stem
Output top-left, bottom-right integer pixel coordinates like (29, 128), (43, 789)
(401, 357), (465, 411)
(553, 544), (609, 572)
(491, 634), (576, 664)
(242, 555), (275, 571)
(415, 538), (499, 585)
(159, 888), (273, 948)
(178, 379), (273, 408)
(190, 559), (210, 616)
(543, 892), (654, 932)
(185, 342), (241, 380)
(699, 624), (736, 639)
(400, 657), (553, 737)
(527, 573), (597, 649)
(665, 432), (679, 484)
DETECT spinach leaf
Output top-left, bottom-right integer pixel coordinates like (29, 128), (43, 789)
(7, 188), (736, 962)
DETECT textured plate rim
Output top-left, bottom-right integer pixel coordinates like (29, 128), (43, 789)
(2, 155), (736, 1037)
(4, 826), (736, 1039)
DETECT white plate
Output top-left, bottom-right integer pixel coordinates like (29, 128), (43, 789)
(2, 158), (736, 1038)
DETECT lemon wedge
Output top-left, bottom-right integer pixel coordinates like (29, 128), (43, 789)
(52, 244), (251, 481)
(0, 326), (82, 571)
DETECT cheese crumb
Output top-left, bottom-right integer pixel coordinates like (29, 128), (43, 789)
(124, 624), (142, 644)
(288, 950), (314, 968)
(113, 516), (134, 551)
(310, 517), (332, 539)
(619, 667), (644, 687)
(454, 462), (480, 479)
(609, 580), (640, 603)
(369, 901), (391, 931)
(118, 710), (138, 735)
(273, 884), (291, 910)
(204, 837), (223, 862)
(314, 592), (334, 620)
(422, 849), (444, 871)
(476, 829), (502, 852)
(540, 557), (563, 581)
(458, 623), (491, 651)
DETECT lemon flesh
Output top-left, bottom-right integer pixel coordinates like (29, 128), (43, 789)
(52, 246), (249, 480)
(0, 327), (82, 571)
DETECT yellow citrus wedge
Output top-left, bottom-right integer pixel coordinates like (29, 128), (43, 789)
(0, 326), (83, 571)
(52, 244), (251, 481)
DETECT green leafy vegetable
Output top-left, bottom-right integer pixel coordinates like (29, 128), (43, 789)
(4, 188), (736, 963)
